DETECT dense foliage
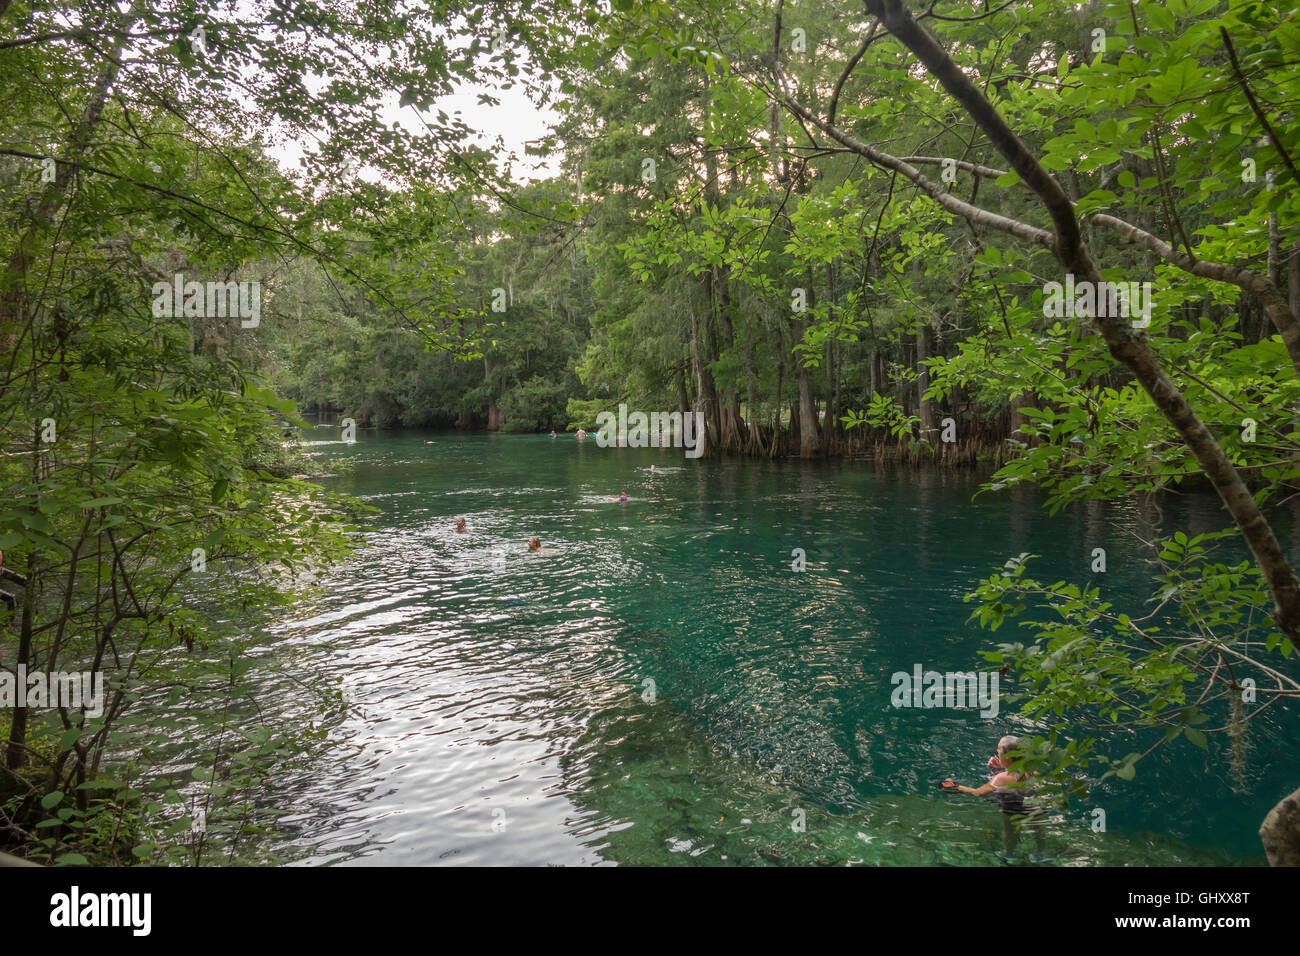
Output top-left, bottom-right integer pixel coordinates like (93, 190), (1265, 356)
(3, 0), (1299, 863)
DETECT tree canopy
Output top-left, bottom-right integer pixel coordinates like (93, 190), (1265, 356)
(3, 0), (1299, 864)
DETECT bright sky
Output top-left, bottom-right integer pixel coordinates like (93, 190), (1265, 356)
(264, 8), (566, 189)
(436, 82), (564, 182)
(268, 77), (563, 190)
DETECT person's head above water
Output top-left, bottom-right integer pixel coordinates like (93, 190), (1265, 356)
(455, 517), (467, 533)
(528, 536), (541, 551)
(997, 735), (1021, 759)
(619, 491), (627, 501)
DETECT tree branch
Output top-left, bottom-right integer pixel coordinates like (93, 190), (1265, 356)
(1220, 26), (1300, 190)
(851, 0), (1300, 639)
(1087, 212), (1300, 376)
(828, 22), (881, 126)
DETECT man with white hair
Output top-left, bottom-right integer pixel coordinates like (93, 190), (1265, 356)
(951, 735), (1028, 803)
(945, 734), (1051, 862)
(987, 735), (1022, 771)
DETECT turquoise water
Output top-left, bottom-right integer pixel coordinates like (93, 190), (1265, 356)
(263, 429), (1297, 865)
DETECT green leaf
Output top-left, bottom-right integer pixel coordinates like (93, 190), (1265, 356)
(40, 791), (64, 810)
(1146, 6), (1176, 33)
(79, 497), (123, 508)
(19, 511), (53, 533)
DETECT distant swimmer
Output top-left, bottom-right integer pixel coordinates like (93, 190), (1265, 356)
(455, 517), (467, 533)
(576, 428), (587, 440)
(651, 465), (655, 472)
(606, 491), (628, 503)
(424, 440), (434, 444)
(528, 536), (553, 555)
(549, 430), (557, 439)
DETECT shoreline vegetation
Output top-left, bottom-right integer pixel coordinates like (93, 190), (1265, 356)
(310, 416), (1003, 465)
(307, 425), (1292, 499)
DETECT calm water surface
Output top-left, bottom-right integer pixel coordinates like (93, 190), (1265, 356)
(260, 429), (1298, 865)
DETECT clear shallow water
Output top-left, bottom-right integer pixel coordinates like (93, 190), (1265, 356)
(260, 429), (1297, 865)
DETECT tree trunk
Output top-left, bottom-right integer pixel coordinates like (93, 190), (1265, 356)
(1288, 242), (1300, 338)
(702, 96), (741, 454)
(1, 18), (132, 354)
(918, 320), (936, 440)
(714, 266), (743, 450)
(830, 338), (842, 446)
(822, 338), (834, 447)
(692, 288), (722, 454)
(821, 264), (837, 448)
(745, 336), (763, 452)
(794, 317), (821, 458)
(773, 326), (786, 456)
(1260, 784), (1300, 866)
(483, 355), (503, 431)
(4, 560), (36, 770)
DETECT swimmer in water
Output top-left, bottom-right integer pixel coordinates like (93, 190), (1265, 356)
(606, 491), (628, 503)
(528, 536), (552, 555)
(576, 428), (587, 440)
(549, 430), (557, 439)
(947, 735), (1049, 861)
(454, 517), (467, 533)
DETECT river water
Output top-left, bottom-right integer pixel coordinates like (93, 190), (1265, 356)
(259, 428), (1297, 865)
